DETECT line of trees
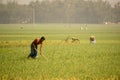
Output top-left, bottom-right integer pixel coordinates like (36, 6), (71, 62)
(0, 0), (120, 24)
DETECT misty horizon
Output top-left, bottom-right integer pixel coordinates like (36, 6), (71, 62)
(1, 0), (120, 5)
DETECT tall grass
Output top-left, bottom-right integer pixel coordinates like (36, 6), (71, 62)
(0, 24), (120, 80)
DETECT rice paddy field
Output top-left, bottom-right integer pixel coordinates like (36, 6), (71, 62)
(0, 24), (120, 80)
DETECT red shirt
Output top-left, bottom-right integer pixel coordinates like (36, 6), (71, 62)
(32, 38), (42, 46)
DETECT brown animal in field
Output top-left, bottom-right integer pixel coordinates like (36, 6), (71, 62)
(71, 37), (80, 43)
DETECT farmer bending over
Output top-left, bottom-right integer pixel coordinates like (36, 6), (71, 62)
(28, 36), (45, 58)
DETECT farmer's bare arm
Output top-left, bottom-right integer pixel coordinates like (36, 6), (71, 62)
(40, 43), (43, 55)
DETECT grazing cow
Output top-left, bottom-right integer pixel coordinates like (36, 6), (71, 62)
(90, 36), (96, 44)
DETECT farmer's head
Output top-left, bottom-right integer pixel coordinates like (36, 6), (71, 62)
(40, 36), (45, 42)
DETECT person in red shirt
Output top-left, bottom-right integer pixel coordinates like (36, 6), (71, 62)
(28, 36), (45, 59)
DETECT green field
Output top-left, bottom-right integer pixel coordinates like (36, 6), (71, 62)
(0, 24), (120, 80)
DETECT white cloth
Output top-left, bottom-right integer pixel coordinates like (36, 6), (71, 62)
(90, 40), (96, 44)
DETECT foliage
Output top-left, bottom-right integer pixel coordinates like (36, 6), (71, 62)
(0, 0), (120, 23)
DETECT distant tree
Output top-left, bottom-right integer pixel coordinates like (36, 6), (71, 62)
(113, 2), (120, 23)
(0, 4), (10, 23)
(5, 0), (32, 23)
(93, 0), (112, 23)
(0, 0), (119, 24)
(0, 0), (3, 4)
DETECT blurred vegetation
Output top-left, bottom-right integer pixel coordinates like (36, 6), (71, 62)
(0, 24), (120, 80)
(0, 0), (120, 24)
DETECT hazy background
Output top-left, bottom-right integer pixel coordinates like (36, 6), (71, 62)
(0, 0), (120, 24)
(1, 0), (120, 5)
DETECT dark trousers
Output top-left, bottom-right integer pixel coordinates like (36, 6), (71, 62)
(28, 44), (37, 58)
